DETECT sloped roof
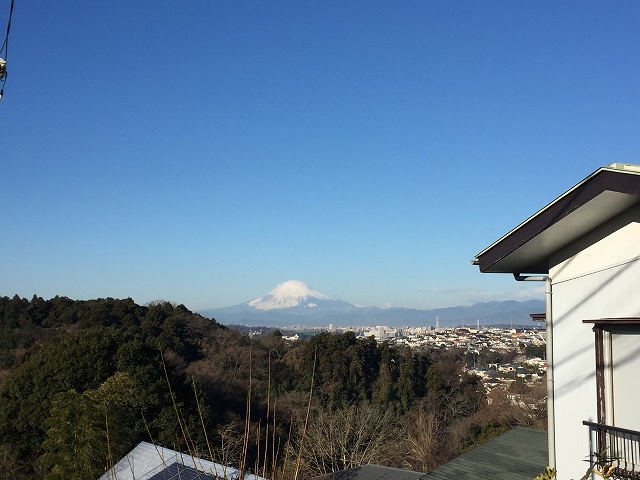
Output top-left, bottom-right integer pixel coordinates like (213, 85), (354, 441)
(475, 163), (640, 274)
(146, 462), (218, 480)
(312, 464), (428, 480)
(98, 441), (266, 480)
(423, 427), (547, 480)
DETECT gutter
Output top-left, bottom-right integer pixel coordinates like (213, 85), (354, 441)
(513, 274), (555, 470)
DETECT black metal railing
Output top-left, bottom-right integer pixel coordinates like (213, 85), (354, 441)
(584, 421), (640, 479)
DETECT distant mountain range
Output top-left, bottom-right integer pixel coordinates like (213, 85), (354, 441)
(199, 280), (545, 328)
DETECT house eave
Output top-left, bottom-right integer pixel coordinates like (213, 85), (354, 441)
(475, 165), (640, 274)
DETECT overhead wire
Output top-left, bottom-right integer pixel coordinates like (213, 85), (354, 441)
(0, 0), (15, 101)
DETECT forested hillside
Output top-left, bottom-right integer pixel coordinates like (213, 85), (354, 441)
(0, 295), (544, 479)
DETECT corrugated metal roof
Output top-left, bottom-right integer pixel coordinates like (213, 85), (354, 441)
(98, 441), (266, 480)
(423, 427), (547, 480)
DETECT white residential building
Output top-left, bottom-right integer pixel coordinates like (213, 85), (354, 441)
(475, 163), (640, 479)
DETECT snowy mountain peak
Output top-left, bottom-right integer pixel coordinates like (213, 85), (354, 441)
(247, 280), (332, 310)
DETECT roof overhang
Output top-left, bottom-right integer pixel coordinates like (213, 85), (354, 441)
(475, 164), (640, 274)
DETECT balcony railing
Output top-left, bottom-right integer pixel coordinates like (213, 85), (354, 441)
(583, 421), (640, 479)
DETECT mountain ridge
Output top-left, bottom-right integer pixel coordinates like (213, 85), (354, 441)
(199, 281), (544, 328)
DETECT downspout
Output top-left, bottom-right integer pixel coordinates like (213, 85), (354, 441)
(514, 274), (555, 470)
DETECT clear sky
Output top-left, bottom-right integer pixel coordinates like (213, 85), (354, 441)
(1, 1), (639, 311)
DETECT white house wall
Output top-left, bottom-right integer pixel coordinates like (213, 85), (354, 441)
(549, 205), (640, 480)
(550, 203), (640, 284)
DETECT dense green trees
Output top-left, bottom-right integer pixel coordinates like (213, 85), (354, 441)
(0, 296), (216, 476)
(0, 295), (541, 479)
(40, 373), (138, 480)
(283, 333), (430, 413)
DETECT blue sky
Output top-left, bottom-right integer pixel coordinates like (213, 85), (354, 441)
(1, 1), (639, 311)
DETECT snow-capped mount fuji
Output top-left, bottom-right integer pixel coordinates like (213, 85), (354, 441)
(246, 280), (340, 310)
(199, 280), (356, 324)
(243, 280), (355, 314)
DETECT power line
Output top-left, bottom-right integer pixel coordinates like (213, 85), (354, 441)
(0, 0), (15, 102)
